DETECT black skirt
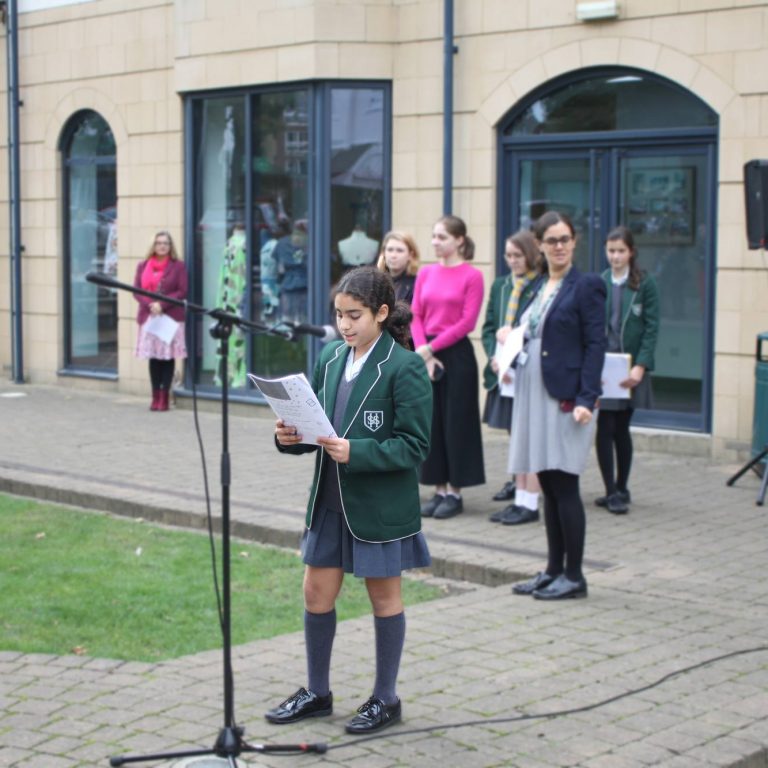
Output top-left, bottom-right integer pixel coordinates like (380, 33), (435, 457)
(482, 386), (513, 432)
(420, 337), (485, 488)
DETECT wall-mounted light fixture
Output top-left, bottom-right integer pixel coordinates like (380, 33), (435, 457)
(576, 1), (619, 21)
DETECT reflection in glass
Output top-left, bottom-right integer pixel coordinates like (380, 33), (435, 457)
(330, 88), (386, 294)
(193, 96), (248, 387)
(507, 71), (717, 136)
(64, 111), (117, 372)
(250, 89), (310, 379)
(619, 155), (707, 416)
(518, 158), (597, 274)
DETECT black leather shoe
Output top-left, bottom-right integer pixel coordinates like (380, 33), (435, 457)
(264, 687), (333, 724)
(532, 574), (588, 600)
(345, 696), (401, 734)
(433, 495), (463, 519)
(606, 493), (629, 514)
(492, 480), (516, 501)
(512, 571), (555, 595)
(489, 503), (515, 522)
(420, 494), (445, 518)
(500, 505), (539, 525)
(595, 489), (630, 508)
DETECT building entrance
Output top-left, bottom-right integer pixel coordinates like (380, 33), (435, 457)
(499, 68), (717, 431)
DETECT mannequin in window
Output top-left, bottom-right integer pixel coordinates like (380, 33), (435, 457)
(214, 223), (247, 389)
(273, 218), (309, 323)
(338, 226), (379, 267)
(219, 105), (235, 190)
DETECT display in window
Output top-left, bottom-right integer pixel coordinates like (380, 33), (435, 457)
(214, 223), (248, 389)
(338, 225), (380, 267)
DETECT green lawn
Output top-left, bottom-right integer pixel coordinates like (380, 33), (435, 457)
(0, 494), (442, 662)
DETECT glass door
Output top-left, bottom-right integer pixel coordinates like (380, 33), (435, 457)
(617, 148), (713, 429)
(502, 144), (714, 431)
(508, 152), (606, 274)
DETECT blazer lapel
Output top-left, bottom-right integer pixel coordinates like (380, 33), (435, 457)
(340, 333), (394, 437)
(322, 344), (347, 420)
(548, 267), (578, 317)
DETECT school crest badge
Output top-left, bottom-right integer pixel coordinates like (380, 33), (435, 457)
(363, 410), (384, 432)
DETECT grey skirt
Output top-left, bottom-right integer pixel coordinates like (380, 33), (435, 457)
(508, 338), (596, 476)
(301, 505), (432, 578)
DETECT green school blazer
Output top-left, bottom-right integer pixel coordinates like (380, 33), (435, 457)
(280, 331), (433, 543)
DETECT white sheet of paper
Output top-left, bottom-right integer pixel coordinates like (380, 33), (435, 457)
(495, 323), (527, 387)
(499, 365), (515, 398)
(601, 353), (632, 399)
(247, 372), (336, 446)
(144, 314), (179, 345)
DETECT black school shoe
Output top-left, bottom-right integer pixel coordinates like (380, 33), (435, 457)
(345, 696), (402, 734)
(532, 574), (588, 600)
(264, 687), (333, 724)
(492, 480), (516, 501)
(512, 571), (555, 595)
(595, 489), (631, 508)
(433, 495), (463, 519)
(421, 494), (445, 518)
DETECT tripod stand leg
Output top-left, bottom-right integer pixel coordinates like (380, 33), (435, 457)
(726, 449), (768, 486)
(758, 460), (768, 506)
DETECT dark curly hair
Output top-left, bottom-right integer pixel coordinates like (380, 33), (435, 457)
(333, 266), (413, 348)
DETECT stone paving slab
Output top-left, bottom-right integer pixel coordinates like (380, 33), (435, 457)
(1, 383), (768, 767)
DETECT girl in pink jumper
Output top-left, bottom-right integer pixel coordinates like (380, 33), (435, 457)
(411, 215), (486, 519)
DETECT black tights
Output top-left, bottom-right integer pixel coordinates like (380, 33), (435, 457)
(537, 469), (585, 582)
(595, 409), (633, 495)
(148, 359), (175, 391)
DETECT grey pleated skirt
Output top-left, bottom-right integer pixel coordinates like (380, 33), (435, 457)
(301, 505), (431, 578)
(508, 338), (596, 476)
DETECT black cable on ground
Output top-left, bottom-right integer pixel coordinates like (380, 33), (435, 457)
(243, 645), (768, 755)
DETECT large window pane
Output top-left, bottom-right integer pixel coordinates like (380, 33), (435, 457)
(330, 87), (386, 292)
(64, 111), (117, 373)
(193, 96), (247, 387)
(250, 89), (310, 379)
(507, 71), (717, 136)
(186, 82), (390, 393)
(619, 154), (708, 418)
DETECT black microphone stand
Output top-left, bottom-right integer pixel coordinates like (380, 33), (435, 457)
(86, 273), (328, 766)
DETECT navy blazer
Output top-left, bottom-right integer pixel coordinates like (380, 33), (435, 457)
(535, 267), (606, 410)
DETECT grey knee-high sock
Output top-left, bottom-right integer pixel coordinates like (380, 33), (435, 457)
(372, 612), (405, 706)
(305, 608), (336, 697)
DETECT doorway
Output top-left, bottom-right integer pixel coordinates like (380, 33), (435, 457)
(498, 68), (717, 431)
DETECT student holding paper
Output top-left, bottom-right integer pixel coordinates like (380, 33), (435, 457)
(595, 226), (660, 514)
(481, 230), (543, 523)
(266, 266), (432, 735)
(133, 231), (188, 411)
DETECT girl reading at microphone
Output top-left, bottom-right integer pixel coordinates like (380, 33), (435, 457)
(265, 266), (432, 735)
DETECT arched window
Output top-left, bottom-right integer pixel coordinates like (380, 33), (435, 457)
(61, 110), (118, 375)
(498, 68), (717, 431)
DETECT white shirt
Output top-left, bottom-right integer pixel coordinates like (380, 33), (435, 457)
(344, 333), (383, 382)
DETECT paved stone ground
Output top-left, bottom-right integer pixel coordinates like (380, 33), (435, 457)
(1, 383), (767, 768)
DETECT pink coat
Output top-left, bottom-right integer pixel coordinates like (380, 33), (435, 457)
(133, 258), (188, 324)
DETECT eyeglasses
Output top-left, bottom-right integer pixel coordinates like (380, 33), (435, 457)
(542, 235), (573, 247)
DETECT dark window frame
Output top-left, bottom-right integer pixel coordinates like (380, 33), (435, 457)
(182, 79), (392, 401)
(59, 109), (118, 379)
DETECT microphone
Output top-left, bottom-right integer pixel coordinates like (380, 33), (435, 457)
(285, 321), (337, 343)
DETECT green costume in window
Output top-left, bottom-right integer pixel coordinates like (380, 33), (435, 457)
(214, 227), (247, 388)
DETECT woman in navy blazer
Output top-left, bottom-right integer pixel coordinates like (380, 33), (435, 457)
(509, 212), (606, 600)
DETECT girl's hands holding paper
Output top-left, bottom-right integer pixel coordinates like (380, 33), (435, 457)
(317, 436), (350, 464)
